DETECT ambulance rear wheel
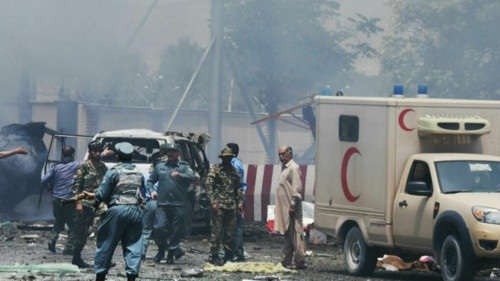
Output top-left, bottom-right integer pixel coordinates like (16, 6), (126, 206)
(343, 226), (377, 276)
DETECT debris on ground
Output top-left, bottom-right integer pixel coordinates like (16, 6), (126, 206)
(308, 227), (327, 245)
(181, 268), (204, 277)
(0, 221), (17, 229)
(20, 235), (40, 243)
(0, 263), (79, 273)
(204, 262), (295, 274)
(376, 255), (429, 272)
(242, 276), (281, 281)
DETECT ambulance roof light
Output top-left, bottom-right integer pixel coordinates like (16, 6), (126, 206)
(418, 85), (428, 98)
(393, 85), (404, 98)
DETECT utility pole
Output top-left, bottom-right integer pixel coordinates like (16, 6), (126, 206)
(208, 0), (223, 162)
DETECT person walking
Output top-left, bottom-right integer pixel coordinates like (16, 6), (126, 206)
(140, 149), (166, 259)
(147, 143), (196, 264)
(71, 140), (108, 268)
(226, 143), (247, 261)
(274, 145), (306, 269)
(41, 146), (80, 254)
(206, 147), (243, 265)
(82, 142), (144, 281)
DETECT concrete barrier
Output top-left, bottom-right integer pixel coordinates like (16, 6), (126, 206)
(243, 164), (315, 221)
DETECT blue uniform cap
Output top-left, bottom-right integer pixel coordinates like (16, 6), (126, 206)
(161, 143), (180, 151)
(115, 142), (134, 158)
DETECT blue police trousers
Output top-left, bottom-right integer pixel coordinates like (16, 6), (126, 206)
(94, 205), (143, 275)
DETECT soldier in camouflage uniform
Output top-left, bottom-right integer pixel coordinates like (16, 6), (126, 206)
(70, 140), (108, 268)
(206, 147), (243, 265)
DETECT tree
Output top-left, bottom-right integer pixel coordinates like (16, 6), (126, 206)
(223, 0), (381, 113)
(383, 0), (500, 99)
(156, 38), (211, 110)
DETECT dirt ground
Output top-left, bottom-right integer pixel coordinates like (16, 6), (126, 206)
(0, 221), (498, 281)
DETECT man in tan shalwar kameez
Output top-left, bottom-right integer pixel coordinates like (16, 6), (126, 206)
(274, 145), (306, 269)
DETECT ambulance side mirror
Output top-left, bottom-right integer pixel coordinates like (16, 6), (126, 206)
(406, 181), (433, 197)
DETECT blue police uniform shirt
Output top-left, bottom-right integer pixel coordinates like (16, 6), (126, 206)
(141, 173), (157, 201)
(231, 157), (247, 191)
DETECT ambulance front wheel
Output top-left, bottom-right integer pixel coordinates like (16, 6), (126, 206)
(343, 226), (377, 276)
(440, 234), (475, 281)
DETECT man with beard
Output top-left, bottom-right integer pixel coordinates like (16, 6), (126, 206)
(274, 145), (306, 270)
(71, 140), (108, 268)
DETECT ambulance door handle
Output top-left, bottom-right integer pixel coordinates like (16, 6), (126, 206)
(399, 200), (408, 207)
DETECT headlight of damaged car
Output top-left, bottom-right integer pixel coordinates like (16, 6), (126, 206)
(472, 207), (500, 224)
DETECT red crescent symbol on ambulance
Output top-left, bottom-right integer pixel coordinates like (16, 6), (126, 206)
(398, 109), (415, 131)
(341, 147), (361, 202)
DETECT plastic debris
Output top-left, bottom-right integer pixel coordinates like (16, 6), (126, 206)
(0, 221), (17, 229)
(180, 268), (204, 277)
(0, 263), (80, 273)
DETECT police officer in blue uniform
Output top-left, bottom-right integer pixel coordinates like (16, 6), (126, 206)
(83, 142), (144, 281)
(147, 143), (196, 264)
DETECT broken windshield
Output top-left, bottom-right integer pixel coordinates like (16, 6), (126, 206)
(97, 137), (163, 164)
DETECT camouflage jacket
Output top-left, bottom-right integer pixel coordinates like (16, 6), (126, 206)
(206, 164), (243, 210)
(72, 160), (108, 207)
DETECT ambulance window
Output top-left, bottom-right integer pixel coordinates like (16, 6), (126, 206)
(407, 161), (432, 191)
(339, 115), (359, 142)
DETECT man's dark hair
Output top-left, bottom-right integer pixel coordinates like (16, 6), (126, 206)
(62, 146), (75, 157)
(226, 143), (239, 157)
(286, 146), (293, 157)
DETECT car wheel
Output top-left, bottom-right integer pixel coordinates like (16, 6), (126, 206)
(343, 226), (377, 276)
(440, 234), (475, 281)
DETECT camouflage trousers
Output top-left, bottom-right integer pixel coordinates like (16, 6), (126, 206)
(93, 203), (108, 234)
(49, 197), (76, 252)
(210, 208), (236, 255)
(71, 204), (95, 255)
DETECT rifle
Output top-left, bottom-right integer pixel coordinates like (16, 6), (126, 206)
(61, 193), (86, 206)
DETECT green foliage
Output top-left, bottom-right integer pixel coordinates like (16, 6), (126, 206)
(156, 38), (210, 109)
(383, 0), (500, 99)
(223, 0), (381, 113)
(156, 1), (381, 113)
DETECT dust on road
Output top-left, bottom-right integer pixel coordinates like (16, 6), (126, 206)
(0, 221), (451, 281)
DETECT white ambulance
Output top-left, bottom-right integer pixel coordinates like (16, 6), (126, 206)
(314, 94), (500, 281)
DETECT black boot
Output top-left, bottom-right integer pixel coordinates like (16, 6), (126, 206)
(208, 253), (222, 266)
(223, 250), (234, 264)
(72, 251), (91, 268)
(174, 248), (185, 260)
(153, 245), (165, 263)
(126, 274), (137, 281)
(47, 240), (56, 253)
(166, 251), (174, 265)
(96, 273), (106, 281)
(232, 247), (245, 262)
